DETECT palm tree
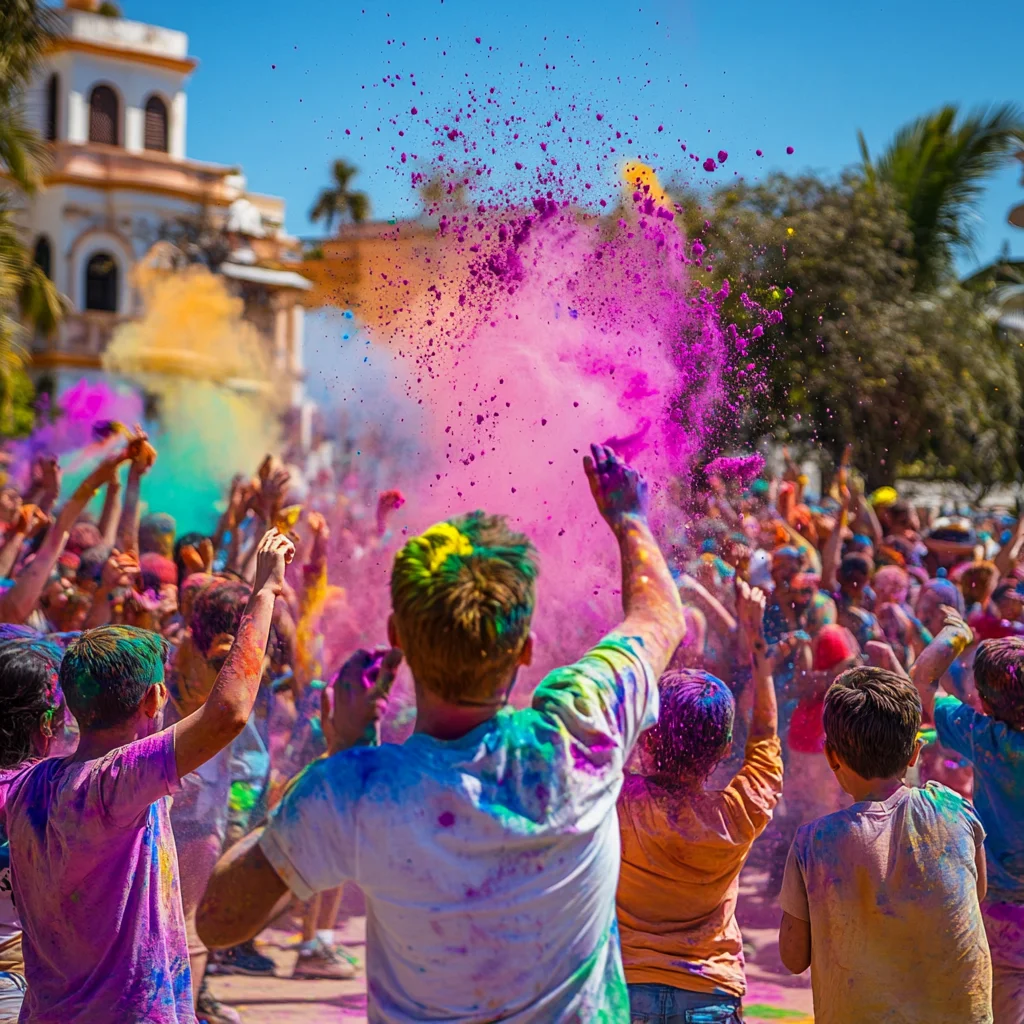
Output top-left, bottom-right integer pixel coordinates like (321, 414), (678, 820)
(309, 160), (370, 233)
(0, 0), (64, 432)
(859, 104), (1024, 289)
(0, 0), (61, 191)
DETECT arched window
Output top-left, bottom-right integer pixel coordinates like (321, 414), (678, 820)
(88, 85), (119, 146)
(44, 74), (59, 141)
(33, 236), (52, 280)
(84, 252), (118, 312)
(143, 95), (168, 152)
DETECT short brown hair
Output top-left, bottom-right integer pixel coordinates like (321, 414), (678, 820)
(390, 512), (537, 703)
(823, 666), (921, 779)
(974, 637), (1024, 729)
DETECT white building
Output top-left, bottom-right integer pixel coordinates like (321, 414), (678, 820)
(11, 0), (311, 428)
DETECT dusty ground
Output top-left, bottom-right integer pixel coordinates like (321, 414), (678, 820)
(208, 865), (814, 1023)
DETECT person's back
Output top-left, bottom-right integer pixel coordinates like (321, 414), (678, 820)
(780, 665), (991, 1024)
(197, 444), (688, 1022)
(0, 531), (293, 1023)
(264, 634), (654, 1020)
(1, 731), (192, 1022)
(616, 584), (782, 1022)
(926, 636), (1024, 1023)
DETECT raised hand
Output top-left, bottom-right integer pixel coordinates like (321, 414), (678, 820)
(321, 646), (403, 752)
(126, 424), (157, 472)
(938, 605), (973, 656)
(736, 578), (767, 652)
(251, 529), (295, 597)
(583, 442), (649, 528)
(101, 549), (140, 591)
(14, 503), (49, 538)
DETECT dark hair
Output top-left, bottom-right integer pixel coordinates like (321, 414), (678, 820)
(190, 578), (252, 657)
(641, 668), (735, 781)
(974, 637), (1024, 729)
(838, 552), (873, 582)
(60, 626), (168, 730)
(174, 531), (208, 586)
(77, 543), (112, 586)
(823, 666), (921, 778)
(390, 512), (537, 703)
(0, 640), (64, 768)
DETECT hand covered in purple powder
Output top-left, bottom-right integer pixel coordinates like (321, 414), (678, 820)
(583, 442), (649, 527)
(321, 646), (403, 753)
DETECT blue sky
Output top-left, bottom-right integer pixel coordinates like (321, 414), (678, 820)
(128, 0), (1024, 273)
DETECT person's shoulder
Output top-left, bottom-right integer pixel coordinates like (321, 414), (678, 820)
(916, 780), (977, 819)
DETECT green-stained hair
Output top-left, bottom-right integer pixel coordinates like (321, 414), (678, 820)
(61, 625), (168, 730)
(390, 511), (538, 703)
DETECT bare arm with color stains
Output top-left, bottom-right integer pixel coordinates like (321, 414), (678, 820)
(0, 452), (130, 624)
(910, 607), (973, 720)
(197, 826), (290, 949)
(737, 580), (777, 741)
(173, 530), (294, 778)
(779, 912), (812, 974)
(583, 443), (685, 679)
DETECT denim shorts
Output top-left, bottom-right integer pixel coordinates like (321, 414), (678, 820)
(0, 972), (26, 1024)
(628, 982), (742, 1024)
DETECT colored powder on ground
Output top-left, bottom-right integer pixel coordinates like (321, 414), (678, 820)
(103, 264), (283, 532)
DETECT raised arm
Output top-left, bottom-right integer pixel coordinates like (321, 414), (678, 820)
(98, 472), (123, 549)
(821, 488), (849, 593)
(0, 504), (47, 580)
(679, 572), (737, 636)
(737, 580), (777, 741)
(910, 607), (973, 719)
(116, 429), (156, 556)
(0, 453), (128, 623)
(995, 517), (1024, 579)
(173, 530), (295, 778)
(584, 443), (685, 678)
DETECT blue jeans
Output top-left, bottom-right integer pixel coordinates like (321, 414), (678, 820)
(628, 983), (742, 1024)
(0, 972), (26, 1024)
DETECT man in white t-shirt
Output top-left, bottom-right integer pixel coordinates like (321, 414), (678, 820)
(198, 444), (685, 1022)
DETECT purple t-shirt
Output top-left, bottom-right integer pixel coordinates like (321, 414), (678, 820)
(0, 729), (194, 1023)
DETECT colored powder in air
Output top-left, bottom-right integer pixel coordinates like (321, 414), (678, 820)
(311, 161), (733, 689)
(103, 264), (283, 532)
(705, 452), (765, 484)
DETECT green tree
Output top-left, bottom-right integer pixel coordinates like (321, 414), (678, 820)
(309, 159), (370, 232)
(860, 104), (1024, 289)
(682, 173), (1022, 489)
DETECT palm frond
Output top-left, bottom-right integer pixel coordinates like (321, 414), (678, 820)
(0, 103), (51, 192)
(871, 103), (1024, 288)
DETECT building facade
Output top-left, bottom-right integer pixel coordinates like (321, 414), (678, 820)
(10, 0), (311, 427)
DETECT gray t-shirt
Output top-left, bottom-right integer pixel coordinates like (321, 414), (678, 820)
(781, 782), (991, 1024)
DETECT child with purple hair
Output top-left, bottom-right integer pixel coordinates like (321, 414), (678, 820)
(617, 580), (782, 1023)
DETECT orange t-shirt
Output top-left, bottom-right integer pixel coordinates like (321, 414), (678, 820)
(616, 735), (783, 997)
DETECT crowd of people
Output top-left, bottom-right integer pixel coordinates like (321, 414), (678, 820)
(0, 428), (1021, 1024)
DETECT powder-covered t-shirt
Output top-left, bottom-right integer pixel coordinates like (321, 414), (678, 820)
(617, 734), (783, 998)
(0, 729), (193, 1024)
(934, 693), (1024, 903)
(780, 782), (991, 1024)
(260, 633), (657, 1024)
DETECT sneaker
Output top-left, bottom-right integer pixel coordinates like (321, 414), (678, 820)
(292, 939), (358, 980)
(196, 979), (243, 1024)
(207, 939), (277, 977)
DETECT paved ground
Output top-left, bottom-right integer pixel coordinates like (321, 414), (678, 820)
(208, 865), (814, 1023)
